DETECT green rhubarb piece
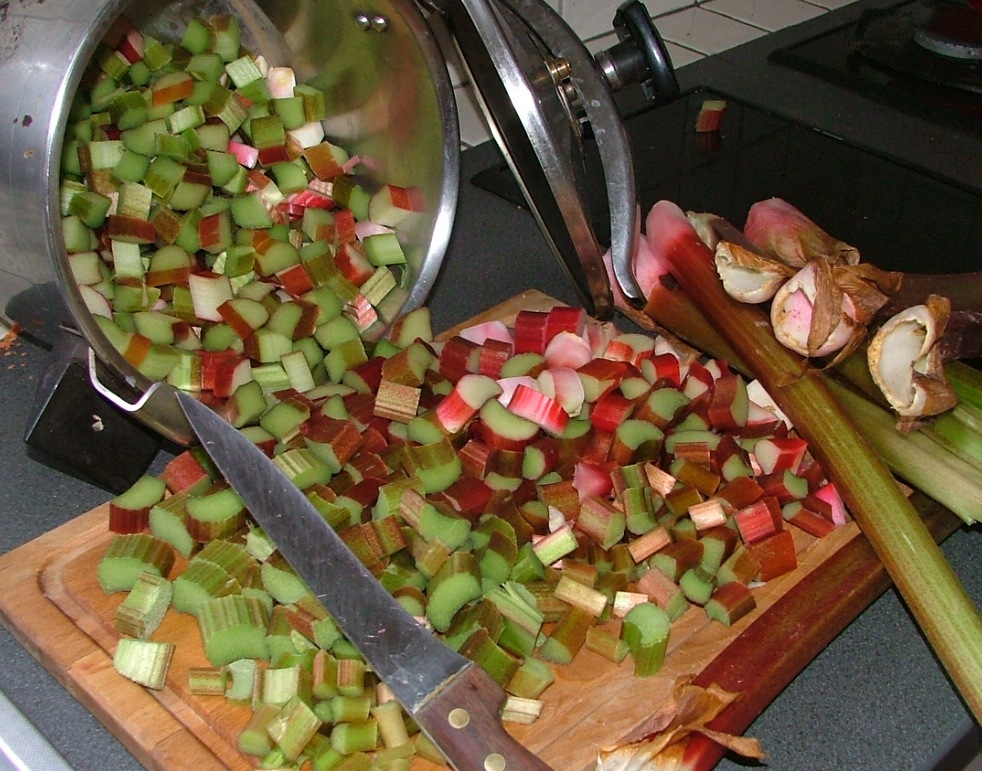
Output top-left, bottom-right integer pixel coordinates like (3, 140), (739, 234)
(330, 720), (378, 756)
(460, 628), (520, 686)
(401, 437), (462, 494)
(705, 581), (757, 627)
(415, 500), (471, 551)
(109, 473), (166, 530)
(198, 594), (270, 666)
(113, 637), (175, 690)
(114, 571), (173, 638)
(185, 484), (246, 542)
(98, 533), (175, 593)
(363, 233), (406, 267)
(226, 658), (258, 702)
(621, 602), (670, 677)
(679, 566), (715, 606)
(267, 696), (323, 761)
(261, 664), (313, 707)
(531, 525), (578, 567)
(186, 53), (224, 83)
(273, 448), (332, 489)
(510, 542), (546, 584)
(505, 655), (555, 699)
(614, 419), (665, 463)
(68, 190), (112, 228)
(585, 625), (630, 664)
(425, 552), (483, 633)
(262, 552), (313, 605)
(238, 702), (280, 757)
(538, 606), (594, 664)
(209, 14), (241, 62)
(186, 665), (228, 696)
(172, 558), (241, 616)
(272, 96), (306, 131)
(196, 538), (258, 585)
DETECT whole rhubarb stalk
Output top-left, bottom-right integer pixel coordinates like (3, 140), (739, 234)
(645, 199), (982, 724)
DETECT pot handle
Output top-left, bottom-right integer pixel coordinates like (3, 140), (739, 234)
(86, 347), (163, 413)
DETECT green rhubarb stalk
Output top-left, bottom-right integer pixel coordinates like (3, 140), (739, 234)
(828, 381), (982, 523)
(650, 200), (982, 721)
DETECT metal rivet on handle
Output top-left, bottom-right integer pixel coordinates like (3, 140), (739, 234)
(484, 753), (506, 771)
(353, 11), (388, 32)
(447, 707), (470, 729)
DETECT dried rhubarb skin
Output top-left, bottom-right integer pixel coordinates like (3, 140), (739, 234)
(867, 294), (958, 419)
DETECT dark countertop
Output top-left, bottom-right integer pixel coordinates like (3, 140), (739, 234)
(1, 1), (980, 768)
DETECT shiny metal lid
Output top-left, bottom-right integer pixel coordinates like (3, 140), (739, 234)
(428, 0), (679, 317)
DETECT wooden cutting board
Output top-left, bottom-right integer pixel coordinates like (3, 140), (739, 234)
(0, 291), (962, 770)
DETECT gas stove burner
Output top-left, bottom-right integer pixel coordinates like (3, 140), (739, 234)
(851, 0), (982, 95)
(768, 0), (982, 134)
(912, 1), (982, 60)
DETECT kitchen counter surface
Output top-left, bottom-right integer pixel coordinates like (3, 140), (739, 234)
(1, 1), (980, 769)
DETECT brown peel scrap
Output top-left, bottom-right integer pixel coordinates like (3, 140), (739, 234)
(713, 241), (794, 304)
(867, 294), (958, 421)
(597, 676), (765, 770)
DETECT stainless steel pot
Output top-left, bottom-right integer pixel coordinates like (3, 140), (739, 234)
(0, 0), (459, 444)
(0, 0), (676, 489)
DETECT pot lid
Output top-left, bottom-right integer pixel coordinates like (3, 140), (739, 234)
(427, 0), (678, 318)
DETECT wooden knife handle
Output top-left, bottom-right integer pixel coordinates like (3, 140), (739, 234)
(414, 663), (553, 770)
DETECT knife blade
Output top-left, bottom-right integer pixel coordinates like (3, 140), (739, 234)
(177, 392), (552, 771)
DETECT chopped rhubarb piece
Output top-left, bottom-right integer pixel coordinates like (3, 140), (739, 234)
(537, 479), (581, 520)
(626, 525), (672, 563)
(644, 352), (684, 388)
(212, 356), (253, 399)
(687, 499), (728, 531)
(435, 374), (502, 433)
(784, 503), (837, 538)
(478, 338), (514, 379)
(576, 496), (626, 550)
(590, 391), (634, 434)
(373, 380), (421, 424)
(162, 450), (213, 495)
(758, 469), (809, 504)
(705, 580), (756, 627)
(695, 99), (727, 133)
(707, 372), (749, 431)
(543, 331), (593, 369)
(438, 335), (482, 383)
(644, 463), (677, 496)
(577, 358), (630, 402)
(813, 481), (849, 525)
(512, 310), (550, 355)
(536, 366), (586, 418)
(746, 529), (797, 581)
(715, 475), (764, 510)
(545, 305), (586, 340)
(459, 319), (513, 346)
(733, 496), (783, 544)
(753, 436), (809, 475)
(507, 384), (568, 436)
(571, 460), (614, 501)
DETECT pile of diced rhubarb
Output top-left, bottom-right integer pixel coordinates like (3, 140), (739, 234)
(101, 298), (849, 766)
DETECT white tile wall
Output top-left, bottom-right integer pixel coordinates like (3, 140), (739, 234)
(452, 0), (858, 147)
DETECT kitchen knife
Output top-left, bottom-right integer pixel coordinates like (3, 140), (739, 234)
(176, 392), (552, 771)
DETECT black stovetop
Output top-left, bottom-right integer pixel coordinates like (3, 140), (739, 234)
(473, 88), (982, 276)
(770, 0), (982, 133)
